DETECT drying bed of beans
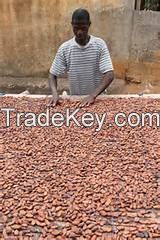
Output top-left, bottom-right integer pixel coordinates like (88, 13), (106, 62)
(0, 96), (160, 240)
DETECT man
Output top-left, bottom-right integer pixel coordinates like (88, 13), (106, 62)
(49, 8), (114, 107)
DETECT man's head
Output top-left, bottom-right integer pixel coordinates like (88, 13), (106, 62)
(71, 8), (91, 45)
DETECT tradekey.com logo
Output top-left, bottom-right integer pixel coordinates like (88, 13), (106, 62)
(1, 108), (160, 131)
(1, 108), (106, 132)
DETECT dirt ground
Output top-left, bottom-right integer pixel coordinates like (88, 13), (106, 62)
(0, 96), (160, 239)
(1, 77), (160, 96)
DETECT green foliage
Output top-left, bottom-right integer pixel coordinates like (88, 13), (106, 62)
(144, 0), (160, 10)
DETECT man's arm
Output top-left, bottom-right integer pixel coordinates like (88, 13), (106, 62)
(80, 70), (114, 107)
(48, 43), (67, 106)
(91, 70), (114, 98)
(48, 73), (60, 106)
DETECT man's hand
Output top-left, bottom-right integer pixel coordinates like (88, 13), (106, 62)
(79, 95), (95, 107)
(48, 96), (61, 107)
(78, 71), (114, 107)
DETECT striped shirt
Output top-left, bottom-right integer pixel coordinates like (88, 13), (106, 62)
(49, 35), (113, 95)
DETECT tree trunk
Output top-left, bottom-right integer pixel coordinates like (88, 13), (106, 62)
(135, 0), (142, 9)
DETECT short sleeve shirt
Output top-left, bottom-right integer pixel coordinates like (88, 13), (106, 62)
(50, 35), (113, 95)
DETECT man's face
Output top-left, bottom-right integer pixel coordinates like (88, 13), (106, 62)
(72, 20), (90, 45)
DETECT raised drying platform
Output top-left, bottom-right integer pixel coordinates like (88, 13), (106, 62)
(2, 93), (160, 99)
(1, 95), (160, 239)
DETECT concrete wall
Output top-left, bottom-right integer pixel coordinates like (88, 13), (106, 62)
(0, 0), (160, 94)
(0, 0), (134, 78)
(0, 0), (58, 77)
(126, 10), (160, 86)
